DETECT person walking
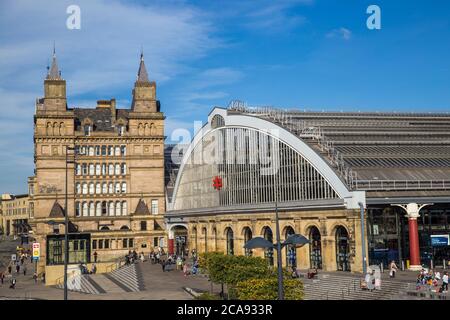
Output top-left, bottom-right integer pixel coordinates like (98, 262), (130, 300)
(93, 251), (98, 263)
(15, 264), (20, 274)
(183, 263), (188, 277)
(10, 277), (16, 289)
(442, 272), (449, 293)
(23, 265), (27, 276)
(33, 272), (38, 283)
(161, 260), (166, 272)
(389, 260), (398, 278)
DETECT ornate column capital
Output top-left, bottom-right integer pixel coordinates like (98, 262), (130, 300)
(391, 203), (432, 220)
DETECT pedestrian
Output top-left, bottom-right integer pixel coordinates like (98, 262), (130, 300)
(0, 272), (4, 284)
(23, 265), (27, 276)
(365, 269), (374, 292)
(16, 264), (20, 274)
(10, 277), (16, 289)
(442, 272), (449, 293)
(42, 272), (45, 283)
(140, 252), (145, 263)
(389, 260), (398, 278)
(435, 271), (441, 281)
(93, 251), (98, 263)
(161, 260), (166, 272)
(8, 265), (12, 274)
(183, 263), (188, 277)
(33, 272), (38, 283)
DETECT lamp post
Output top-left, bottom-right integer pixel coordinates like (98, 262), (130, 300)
(64, 146), (75, 300)
(358, 202), (367, 275)
(274, 200), (284, 300)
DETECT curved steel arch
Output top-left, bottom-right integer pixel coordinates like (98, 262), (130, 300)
(169, 108), (364, 210)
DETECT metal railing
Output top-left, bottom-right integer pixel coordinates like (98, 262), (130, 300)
(352, 179), (450, 191)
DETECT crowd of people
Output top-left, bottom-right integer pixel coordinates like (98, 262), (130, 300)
(123, 247), (199, 276)
(416, 269), (449, 293)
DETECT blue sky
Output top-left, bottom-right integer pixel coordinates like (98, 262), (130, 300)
(0, 0), (449, 194)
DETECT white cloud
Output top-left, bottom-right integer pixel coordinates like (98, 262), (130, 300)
(326, 28), (352, 40)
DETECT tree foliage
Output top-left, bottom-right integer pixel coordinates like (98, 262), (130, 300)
(235, 278), (304, 300)
(199, 252), (304, 300)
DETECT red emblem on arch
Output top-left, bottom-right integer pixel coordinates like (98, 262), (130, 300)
(213, 176), (223, 190)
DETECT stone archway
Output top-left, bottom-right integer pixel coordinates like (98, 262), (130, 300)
(308, 226), (322, 269)
(335, 225), (351, 272)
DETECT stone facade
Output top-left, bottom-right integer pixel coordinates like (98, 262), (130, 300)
(169, 207), (368, 273)
(0, 194), (30, 236)
(30, 52), (166, 276)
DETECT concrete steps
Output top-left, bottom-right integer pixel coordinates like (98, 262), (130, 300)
(55, 263), (144, 295)
(302, 274), (409, 300)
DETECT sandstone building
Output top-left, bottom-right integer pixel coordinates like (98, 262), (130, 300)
(30, 50), (166, 277)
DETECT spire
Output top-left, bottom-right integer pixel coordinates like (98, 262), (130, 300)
(47, 44), (61, 80)
(136, 51), (149, 83)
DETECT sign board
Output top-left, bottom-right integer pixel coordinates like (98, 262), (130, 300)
(431, 235), (449, 247)
(32, 242), (40, 261)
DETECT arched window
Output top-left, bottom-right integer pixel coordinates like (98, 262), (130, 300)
(120, 146), (126, 156)
(309, 226), (322, 269)
(120, 225), (130, 230)
(121, 182), (127, 194)
(109, 202), (115, 216)
(82, 202), (88, 216)
(100, 226), (110, 231)
(82, 183), (88, 195)
(89, 183), (94, 194)
(53, 122), (58, 136)
(108, 164), (114, 175)
(46, 122), (52, 135)
(121, 201), (127, 215)
(59, 123), (65, 136)
(101, 164), (107, 175)
(89, 164), (94, 175)
(96, 202), (101, 216)
(336, 226), (350, 272)
(243, 227), (253, 257)
(101, 146), (107, 156)
(102, 182), (107, 194)
(95, 183), (101, 194)
(89, 202), (95, 217)
(115, 164), (120, 175)
(95, 146), (100, 156)
(108, 146), (114, 156)
(115, 182), (121, 194)
(138, 123), (144, 136)
(284, 226), (296, 267)
(115, 146), (120, 156)
(121, 163), (126, 175)
(226, 228), (234, 255)
(76, 164), (81, 175)
(101, 201), (107, 215)
(84, 124), (91, 136)
(75, 202), (81, 217)
(95, 164), (101, 175)
(108, 183), (114, 194)
(150, 123), (156, 135)
(263, 227), (274, 266)
(82, 164), (87, 175)
(88, 146), (94, 156)
(76, 183), (81, 194)
(115, 201), (121, 216)
(144, 123), (150, 136)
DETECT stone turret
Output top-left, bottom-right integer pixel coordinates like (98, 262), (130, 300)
(131, 53), (158, 113)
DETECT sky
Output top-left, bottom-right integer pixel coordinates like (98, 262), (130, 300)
(0, 0), (449, 194)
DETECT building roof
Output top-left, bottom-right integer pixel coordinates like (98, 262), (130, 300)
(47, 48), (61, 80)
(49, 201), (65, 218)
(136, 53), (149, 83)
(74, 108), (129, 132)
(134, 199), (150, 215)
(228, 106), (450, 197)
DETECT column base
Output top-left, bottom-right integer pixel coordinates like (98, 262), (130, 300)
(408, 265), (422, 271)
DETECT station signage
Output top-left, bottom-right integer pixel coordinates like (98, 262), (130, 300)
(32, 242), (40, 261)
(431, 235), (450, 247)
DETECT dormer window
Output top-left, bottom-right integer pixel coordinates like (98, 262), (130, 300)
(118, 125), (125, 136)
(84, 125), (91, 136)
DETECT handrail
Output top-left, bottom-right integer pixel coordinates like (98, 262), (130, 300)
(353, 179), (450, 191)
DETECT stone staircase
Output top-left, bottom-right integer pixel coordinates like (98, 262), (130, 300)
(56, 263), (144, 295)
(302, 273), (409, 300)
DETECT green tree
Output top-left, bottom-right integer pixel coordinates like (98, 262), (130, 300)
(235, 277), (304, 300)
